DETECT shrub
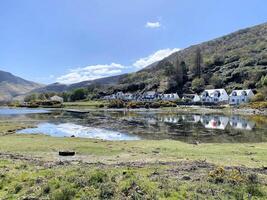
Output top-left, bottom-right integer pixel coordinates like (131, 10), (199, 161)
(51, 186), (77, 200)
(108, 100), (125, 108)
(150, 102), (161, 108)
(252, 93), (265, 102)
(209, 75), (223, 88)
(192, 78), (205, 93)
(99, 182), (116, 199)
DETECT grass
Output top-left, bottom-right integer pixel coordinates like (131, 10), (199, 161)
(0, 158), (266, 199)
(63, 100), (108, 109)
(0, 121), (267, 199)
(0, 134), (267, 168)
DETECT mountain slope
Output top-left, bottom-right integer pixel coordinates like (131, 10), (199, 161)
(0, 70), (43, 102)
(116, 22), (267, 94)
(33, 74), (127, 93)
(29, 22), (267, 96)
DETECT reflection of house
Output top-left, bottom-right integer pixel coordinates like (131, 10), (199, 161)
(201, 89), (229, 104)
(229, 116), (255, 130)
(229, 89), (254, 105)
(50, 95), (64, 103)
(182, 94), (201, 102)
(200, 115), (229, 130)
(181, 115), (201, 123)
(161, 93), (180, 101)
(160, 116), (179, 123)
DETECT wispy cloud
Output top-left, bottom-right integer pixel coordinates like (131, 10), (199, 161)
(56, 48), (180, 84)
(133, 48), (180, 69)
(145, 21), (161, 29)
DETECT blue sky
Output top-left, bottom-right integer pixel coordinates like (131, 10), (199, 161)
(0, 0), (267, 84)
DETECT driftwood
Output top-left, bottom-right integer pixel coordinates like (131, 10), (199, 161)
(59, 151), (75, 156)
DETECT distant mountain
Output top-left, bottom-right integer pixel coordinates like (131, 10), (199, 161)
(0, 70), (43, 102)
(33, 74), (127, 93)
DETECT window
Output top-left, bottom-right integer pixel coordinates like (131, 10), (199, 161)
(232, 99), (235, 102)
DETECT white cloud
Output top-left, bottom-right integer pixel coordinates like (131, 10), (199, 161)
(145, 21), (161, 28)
(56, 63), (125, 84)
(133, 48), (180, 69)
(56, 48), (180, 84)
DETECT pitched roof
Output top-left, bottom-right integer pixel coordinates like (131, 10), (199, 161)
(229, 89), (253, 96)
(202, 89), (228, 97)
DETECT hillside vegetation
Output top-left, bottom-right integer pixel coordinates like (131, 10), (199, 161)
(113, 22), (267, 95)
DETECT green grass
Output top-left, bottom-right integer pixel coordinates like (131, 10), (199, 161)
(1, 121), (267, 199)
(0, 158), (266, 199)
(0, 134), (267, 168)
(63, 100), (108, 109)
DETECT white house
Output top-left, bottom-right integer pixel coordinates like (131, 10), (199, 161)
(161, 93), (180, 101)
(143, 91), (157, 100)
(122, 93), (134, 101)
(182, 94), (201, 102)
(201, 89), (229, 103)
(229, 89), (254, 105)
(50, 95), (64, 103)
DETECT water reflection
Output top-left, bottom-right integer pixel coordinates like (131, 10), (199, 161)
(0, 108), (266, 143)
(158, 115), (255, 130)
(17, 123), (140, 141)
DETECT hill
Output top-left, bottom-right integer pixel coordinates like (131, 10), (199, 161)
(29, 22), (267, 97)
(0, 70), (43, 102)
(114, 22), (267, 95)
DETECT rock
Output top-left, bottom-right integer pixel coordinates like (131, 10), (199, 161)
(71, 135), (76, 138)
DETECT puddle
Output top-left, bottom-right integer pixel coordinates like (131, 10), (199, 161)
(17, 122), (140, 141)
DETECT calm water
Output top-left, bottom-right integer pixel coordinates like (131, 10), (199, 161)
(1, 108), (267, 142)
(0, 108), (49, 115)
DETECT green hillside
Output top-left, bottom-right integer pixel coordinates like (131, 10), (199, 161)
(110, 22), (267, 95)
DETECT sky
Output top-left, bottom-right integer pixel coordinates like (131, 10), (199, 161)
(0, 0), (267, 84)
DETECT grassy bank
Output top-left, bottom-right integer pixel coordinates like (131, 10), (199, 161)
(63, 101), (108, 109)
(0, 121), (267, 199)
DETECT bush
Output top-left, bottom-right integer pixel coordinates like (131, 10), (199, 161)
(99, 182), (116, 199)
(51, 186), (77, 200)
(150, 102), (161, 108)
(209, 75), (223, 88)
(192, 78), (205, 93)
(108, 100), (125, 108)
(252, 93), (265, 102)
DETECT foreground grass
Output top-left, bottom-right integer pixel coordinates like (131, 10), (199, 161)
(0, 134), (267, 168)
(0, 159), (266, 200)
(0, 121), (267, 199)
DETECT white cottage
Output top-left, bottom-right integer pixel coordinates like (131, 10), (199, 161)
(161, 93), (180, 101)
(201, 89), (229, 104)
(229, 89), (254, 105)
(50, 95), (64, 103)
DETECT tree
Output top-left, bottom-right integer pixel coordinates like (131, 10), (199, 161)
(38, 93), (47, 101)
(193, 48), (203, 78)
(209, 75), (223, 88)
(70, 88), (87, 101)
(181, 61), (188, 84)
(24, 93), (38, 102)
(192, 78), (205, 93)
